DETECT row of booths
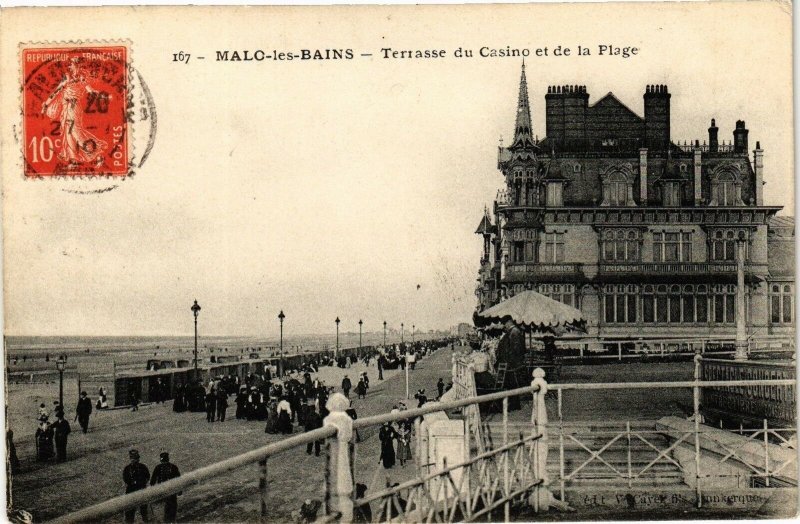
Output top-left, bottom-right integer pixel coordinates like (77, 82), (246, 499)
(85, 344), (402, 408)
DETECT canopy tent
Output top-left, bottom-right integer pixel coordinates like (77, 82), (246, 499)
(474, 290), (587, 333)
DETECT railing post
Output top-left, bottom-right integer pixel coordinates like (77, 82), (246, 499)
(617, 342), (622, 361)
(502, 397), (509, 523)
(693, 354), (702, 508)
(558, 388), (565, 503)
(259, 458), (268, 520)
(626, 421), (632, 488)
(323, 393), (354, 522)
(763, 419), (770, 487)
(530, 368), (550, 511)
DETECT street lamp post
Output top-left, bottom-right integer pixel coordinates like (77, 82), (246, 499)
(335, 317), (341, 360)
(401, 323), (404, 344)
(383, 320), (387, 347)
(191, 300), (201, 380)
(358, 319), (363, 358)
(278, 310), (285, 378)
(412, 324), (415, 344)
(56, 357), (66, 407)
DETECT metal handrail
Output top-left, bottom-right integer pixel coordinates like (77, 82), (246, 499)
(52, 381), (542, 523)
(550, 379), (795, 391)
(49, 425), (336, 524)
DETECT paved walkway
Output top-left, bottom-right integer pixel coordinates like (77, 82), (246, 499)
(9, 346), (456, 522)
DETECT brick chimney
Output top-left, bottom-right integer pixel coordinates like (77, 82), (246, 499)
(644, 84), (671, 151)
(733, 120), (749, 154)
(708, 118), (719, 153)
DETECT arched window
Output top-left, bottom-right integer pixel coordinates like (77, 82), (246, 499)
(601, 229), (641, 262)
(710, 170), (742, 206)
(604, 284), (638, 323)
(770, 283), (793, 324)
(604, 172), (629, 206)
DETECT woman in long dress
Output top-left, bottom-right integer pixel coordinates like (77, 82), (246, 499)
(378, 423), (397, 469)
(396, 424), (412, 466)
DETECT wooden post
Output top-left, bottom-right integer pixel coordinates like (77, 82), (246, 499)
(763, 419), (770, 487)
(617, 342), (622, 361)
(693, 354), (702, 508)
(530, 368), (550, 511)
(558, 388), (565, 503)
(323, 393), (354, 522)
(259, 458), (268, 520)
(626, 421), (633, 487)
(502, 397), (509, 522)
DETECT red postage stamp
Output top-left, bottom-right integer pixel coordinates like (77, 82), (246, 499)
(21, 44), (130, 177)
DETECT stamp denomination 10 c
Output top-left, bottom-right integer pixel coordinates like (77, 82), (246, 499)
(21, 44), (130, 177)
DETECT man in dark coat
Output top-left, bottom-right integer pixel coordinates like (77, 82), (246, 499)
(51, 412), (71, 462)
(304, 405), (323, 456)
(205, 390), (216, 423)
(341, 375), (352, 398)
(122, 449), (150, 523)
(437, 378), (445, 399)
(377, 355), (384, 380)
(150, 452), (181, 523)
(496, 319), (527, 410)
(216, 389), (228, 422)
(75, 391), (93, 433)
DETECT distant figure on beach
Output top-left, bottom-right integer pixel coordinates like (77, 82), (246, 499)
(355, 378), (367, 399)
(303, 405), (323, 456)
(122, 449), (150, 523)
(51, 412), (71, 462)
(437, 378), (445, 399)
(216, 388), (228, 422)
(150, 452), (181, 523)
(277, 397), (293, 434)
(130, 391), (140, 412)
(377, 355), (384, 380)
(205, 390), (216, 423)
(341, 375), (351, 398)
(35, 409), (54, 462)
(97, 388), (109, 409)
(75, 391), (93, 433)
(378, 422), (397, 469)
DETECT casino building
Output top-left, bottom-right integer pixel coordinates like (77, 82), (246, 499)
(475, 65), (795, 340)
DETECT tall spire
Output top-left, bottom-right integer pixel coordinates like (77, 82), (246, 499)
(511, 61), (535, 149)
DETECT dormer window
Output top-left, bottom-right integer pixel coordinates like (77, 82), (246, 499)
(546, 181), (563, 207)
(573, 164), (581, 173)
(709, 168), (744, 206)
(599, 165), (636, 206)
(663, 181), (681, 207)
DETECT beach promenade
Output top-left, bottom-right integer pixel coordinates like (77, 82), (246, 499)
(9, 345), (456, 522)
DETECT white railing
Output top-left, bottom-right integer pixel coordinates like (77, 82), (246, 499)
(51, 372), (550, 524)
(548, 356), (796, 508)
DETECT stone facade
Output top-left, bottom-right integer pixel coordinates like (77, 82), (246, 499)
(475, 65), (795, 340)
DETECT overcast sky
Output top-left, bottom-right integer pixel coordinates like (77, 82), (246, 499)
(1, 4), (793, 337)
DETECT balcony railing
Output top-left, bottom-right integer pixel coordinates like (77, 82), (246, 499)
(506, 263), (583, 275)
(599, 261), (740, 274)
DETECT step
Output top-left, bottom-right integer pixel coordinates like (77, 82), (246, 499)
(563, 476), (688, 488)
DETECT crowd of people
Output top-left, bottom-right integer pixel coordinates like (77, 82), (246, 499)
(25, 337), (457, 523)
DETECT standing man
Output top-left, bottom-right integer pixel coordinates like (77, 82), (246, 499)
(304, 405), (323, 456)
(496, 319), (527, 410)
(216, 388), (228, 422)
(150, 452), (181, 523)
(75, 391), (93, 434)
(377, 354), (384, 380)
(51, 411), (71, 462)
(437, 378), (445, 400)
(205, 389), (216, 423)
(341, 375), (352, 398)
(122, 449), (150, 523)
